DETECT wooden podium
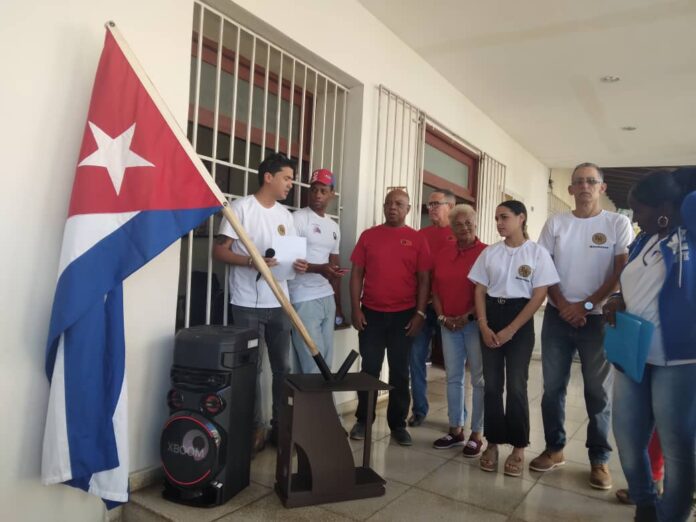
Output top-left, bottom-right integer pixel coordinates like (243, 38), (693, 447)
(275, 373), (390, 508)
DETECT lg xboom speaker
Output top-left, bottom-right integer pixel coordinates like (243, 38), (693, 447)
(161, 326), (258, 507)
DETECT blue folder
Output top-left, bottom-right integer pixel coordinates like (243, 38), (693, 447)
(604, 312), (654, 383)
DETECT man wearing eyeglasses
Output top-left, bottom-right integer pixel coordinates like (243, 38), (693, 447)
(408, 189), (456, 427)
(532, 162), (634, 490)
(349, 189), (432, 446)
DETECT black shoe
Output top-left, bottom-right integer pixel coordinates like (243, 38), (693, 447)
(391, 428), (412, 446)
(350, 422), (366, 440)
(408, 414), (425, 427)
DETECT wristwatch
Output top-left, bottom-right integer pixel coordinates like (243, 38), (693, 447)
(583, 301), (594, 312)
(437, 314), (446, 325)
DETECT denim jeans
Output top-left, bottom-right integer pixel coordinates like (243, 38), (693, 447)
(291, 295), (336, 374)
(482, 297), (534, 447)
(409, 304), (438, 418)
(540, 306), (613, 464)
(356, 307), (414, 431)
(231, 305), (291, 430)
(613, 363), (696, 522)
(440, 321), (484, 431)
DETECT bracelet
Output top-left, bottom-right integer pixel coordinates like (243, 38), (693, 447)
(416, 310), (426, 319)
(437, 314), (446, 325)
(247, 256), (253, 267)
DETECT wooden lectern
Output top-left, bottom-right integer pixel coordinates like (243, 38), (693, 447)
(275, 373), (390, 508)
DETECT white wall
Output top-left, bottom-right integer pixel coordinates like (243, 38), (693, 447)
(0, 1), (554, 520)
(0, 1), (194, 520)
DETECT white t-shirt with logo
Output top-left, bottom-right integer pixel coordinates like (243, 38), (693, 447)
(218, 195), (296, 308)
(468, 240), (560, 299)
(288, 207), (340, 304)
(538, 210), (634, 313)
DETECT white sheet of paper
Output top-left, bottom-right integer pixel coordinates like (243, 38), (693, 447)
(271, 236), (307, 281)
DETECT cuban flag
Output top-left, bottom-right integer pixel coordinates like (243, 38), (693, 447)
(41, 26), (223, 506)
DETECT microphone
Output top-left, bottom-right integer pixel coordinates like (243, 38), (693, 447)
(256, 248), (275, 281)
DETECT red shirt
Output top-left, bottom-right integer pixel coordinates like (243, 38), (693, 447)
(351, 224), (433, 312)
(419, 225), (456, 257)
(432, 238), (487, 316)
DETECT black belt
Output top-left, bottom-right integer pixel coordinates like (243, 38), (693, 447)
(485, 295), (529, 305)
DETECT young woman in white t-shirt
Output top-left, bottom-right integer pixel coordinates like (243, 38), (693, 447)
(468, 200), (559, 477)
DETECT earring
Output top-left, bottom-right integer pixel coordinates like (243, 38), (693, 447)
(657, 215), (669, 229)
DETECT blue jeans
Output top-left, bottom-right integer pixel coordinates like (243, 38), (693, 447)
(409, 305), (438, 418)
(613, 363), (696, 522)
(440, 322), (484, 431)
(540, 306), (613, 464)
(291, 295), (336, 374)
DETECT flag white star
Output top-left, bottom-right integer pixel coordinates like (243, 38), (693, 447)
(78, 122), (154, 195)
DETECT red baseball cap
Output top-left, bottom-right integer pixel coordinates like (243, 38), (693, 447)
(310, 168), (334, 187)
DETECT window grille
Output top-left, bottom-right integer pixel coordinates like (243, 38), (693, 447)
(476, 153), (507, 244)
(179, 1), (349, 328)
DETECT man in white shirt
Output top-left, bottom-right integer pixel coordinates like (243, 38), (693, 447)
(531, 162), (634, 490)
(212, 153), (307, 452)
(288, 169), (345, 373)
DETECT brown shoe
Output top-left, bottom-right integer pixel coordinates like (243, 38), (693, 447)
(615, 488), (634, 505)
(590, 464), (612, 490)
(529, 450), (565, 472)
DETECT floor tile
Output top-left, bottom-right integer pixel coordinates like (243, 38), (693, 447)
(367, 488), (508, 521)
(218, 492), (353, 521)
(512, 483), (631, 521)
(415, 459), (536, 515)
(322, 481), (410, 520)
(355, 438), (450, 486)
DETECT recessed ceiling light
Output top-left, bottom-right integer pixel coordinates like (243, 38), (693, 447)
(621, 126), (637, 131)
(601, 75), (621, 83)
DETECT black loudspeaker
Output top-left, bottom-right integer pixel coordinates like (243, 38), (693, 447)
(161, 325), (258, 507)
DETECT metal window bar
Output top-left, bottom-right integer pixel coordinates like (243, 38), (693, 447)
(548, 192), (571, 217)
(181, 1), (349, 329)
(476, 153), (507, 245)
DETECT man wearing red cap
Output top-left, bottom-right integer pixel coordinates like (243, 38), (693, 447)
(288, 169), (346, 373)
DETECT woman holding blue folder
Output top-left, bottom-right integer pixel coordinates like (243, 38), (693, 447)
(603, 169), (696, 522)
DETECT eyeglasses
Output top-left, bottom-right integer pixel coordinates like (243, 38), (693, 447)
(571, 178), (603, 186)
(427, 201), (450, 209)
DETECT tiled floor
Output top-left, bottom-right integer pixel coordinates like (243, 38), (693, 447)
(128, 359), (640, 521)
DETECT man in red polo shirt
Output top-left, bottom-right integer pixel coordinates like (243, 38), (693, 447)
(409, 188), (456, 427)
(349, 189), (432, 446)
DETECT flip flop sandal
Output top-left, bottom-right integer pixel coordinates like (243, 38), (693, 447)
(479, 446), (498, 472)
(504, 453), (524, 477)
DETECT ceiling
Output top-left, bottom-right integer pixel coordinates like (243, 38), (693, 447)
(359, 0), (696, 170)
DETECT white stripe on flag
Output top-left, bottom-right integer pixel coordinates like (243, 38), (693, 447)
(89, 371), (129, 502)
(58, 212), (139, 276)
(41, 335), (72, 484)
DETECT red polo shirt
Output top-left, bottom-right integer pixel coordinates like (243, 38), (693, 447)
(419, 224), (456, 257)
(432, 238), (487, 316)
(351, 224), (432, 312)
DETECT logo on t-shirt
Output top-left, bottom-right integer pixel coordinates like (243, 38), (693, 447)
(518, 264), (532, 278)
(278, 224), (286, 236)
(312, 224), (321, 234)
(592, 233), (607, 245)
(400, 239), (413, 247)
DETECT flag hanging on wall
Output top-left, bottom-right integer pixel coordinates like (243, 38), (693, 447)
(41, 24), (223, 506)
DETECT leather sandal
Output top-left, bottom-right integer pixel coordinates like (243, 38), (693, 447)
(479, 445), (498, 472)
(504, 453), (524, 477)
